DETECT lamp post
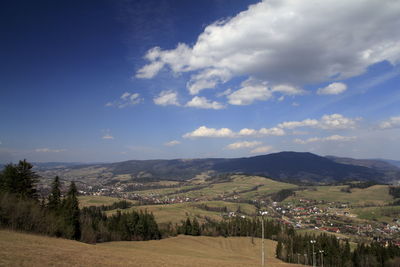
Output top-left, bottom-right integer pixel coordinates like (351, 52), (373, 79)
(310, 240), (316, 267)
(260, 211), (268, 267)
(319, 250), (324, 267)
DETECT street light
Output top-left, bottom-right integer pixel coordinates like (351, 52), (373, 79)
(319, 250), (324, 267)
(310, 240), (316, 267)
(260, 211), (268, 267)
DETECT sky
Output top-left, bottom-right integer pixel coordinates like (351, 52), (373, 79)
(1, 0), (400, 163)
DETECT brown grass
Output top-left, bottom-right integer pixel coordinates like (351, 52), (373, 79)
(0, 230), (301, 267)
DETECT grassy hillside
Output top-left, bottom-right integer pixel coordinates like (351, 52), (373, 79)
(292, 185), (393, 206)
(133, 175), (297, 201)
(0, 230), (301, 267)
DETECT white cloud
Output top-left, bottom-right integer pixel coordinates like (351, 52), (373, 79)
(106, 92), (142, 108)
(319, 114), (358, 130)
(153, 90), (180, 106)
(379, 116), (400, 129)
(164, 140), (181, 147)
(227, 79), (272, 105)
(35, 148), (66, 153)
(250, 146), (273, 154)
(278, 114), (359, 130)
(272, 85), (305, 95)
(226, 141), (262, 150)
(278, 119), (319, 129)
(185, 96), (225, 110)
(184, 126), (286, 139)
(294, 135), (356, 144)
(258, 127), (286, 136)
(136, 0), (400, 95)
(317, 82), (347, 95)
(102, 134), (114, 140)
(183, 126), (235, 139)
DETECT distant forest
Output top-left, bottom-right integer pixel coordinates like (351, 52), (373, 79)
(1, 160), (400, 266)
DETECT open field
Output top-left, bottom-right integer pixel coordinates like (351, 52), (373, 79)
(78, 195), (138, 208)
(352, 206), (400, 223)
(293, 185), (394, 206)
(0, 230), (301, 267)
(107, 200), (257, 224)
(130, 175), (297, 201)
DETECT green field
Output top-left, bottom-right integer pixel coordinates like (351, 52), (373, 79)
(352, 206), (400, 223)
(292, 185), (393, 206)
(0, 230), (300, 267)
(78, 195), (138, 208)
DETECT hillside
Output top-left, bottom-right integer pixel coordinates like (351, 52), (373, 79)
(35, 152), (399, 185)
(0, 230), (300, 267)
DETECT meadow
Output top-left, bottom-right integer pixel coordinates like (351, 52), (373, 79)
(0, 230), (301, 267)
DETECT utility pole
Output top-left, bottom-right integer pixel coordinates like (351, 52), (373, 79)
(310, 240), (316, 267)
(319, 250), (324, 267)
(262, 218), (264, 267)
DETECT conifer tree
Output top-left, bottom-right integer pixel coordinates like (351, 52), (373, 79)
(48, 176), (61, 211)
(64, 181), (81, 240)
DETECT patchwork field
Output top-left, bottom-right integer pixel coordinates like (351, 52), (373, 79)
(0, 230), (301, 267)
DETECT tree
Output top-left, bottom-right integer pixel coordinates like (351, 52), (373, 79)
(191, 217), (201, 236)
(64, 182), (81, 240)
(0, 160), (39, 199)
(47, 176), (61, 211)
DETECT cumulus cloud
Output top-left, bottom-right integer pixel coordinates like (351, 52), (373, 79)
(317, 82), (347, 95)
(185, 96), (225, 109)
(278, 114), (359, 130)
(250, 146), (273, 154)
(153, 90), (180, 106)
(227, 79), (272, 105)
(184, 126), (286, 139)
(294, 135), (356, 144)
(35, 148), (66, 153)
(106, 92), (142, 108)
(183, 126), (235, 138)
(164, 140), (181, 147)
(226, 141), (262, 150)
(379, 116), (400, 129)
(136, 0), (400, 95)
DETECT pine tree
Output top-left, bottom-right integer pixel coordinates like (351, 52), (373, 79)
(191, 217), (201, 236)
(48, 176), (61, 211)
(64, 182), (81, 240)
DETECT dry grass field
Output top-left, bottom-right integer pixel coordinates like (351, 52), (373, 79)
(0, 230), (301, 267)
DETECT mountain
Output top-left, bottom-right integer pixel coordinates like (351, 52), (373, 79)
(33, 152), (400, 184)
(213, 152), (388, 183)
(326, 156), (400, 172)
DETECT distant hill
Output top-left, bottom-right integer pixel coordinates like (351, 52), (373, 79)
(34, 152), (400, 184)
(214, 152), (388, 183)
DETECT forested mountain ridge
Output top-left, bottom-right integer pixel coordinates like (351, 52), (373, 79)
(28, 152), (400, 184)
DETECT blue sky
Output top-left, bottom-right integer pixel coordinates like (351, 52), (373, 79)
(1, 0), (400, 163)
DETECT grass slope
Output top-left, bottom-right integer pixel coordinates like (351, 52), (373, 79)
(293, 185), (393, 206)
(0, 230), (301, 267)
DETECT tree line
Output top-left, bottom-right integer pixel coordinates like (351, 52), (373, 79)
(276, 228), (400, 266)
(0, 160), (161, 243)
